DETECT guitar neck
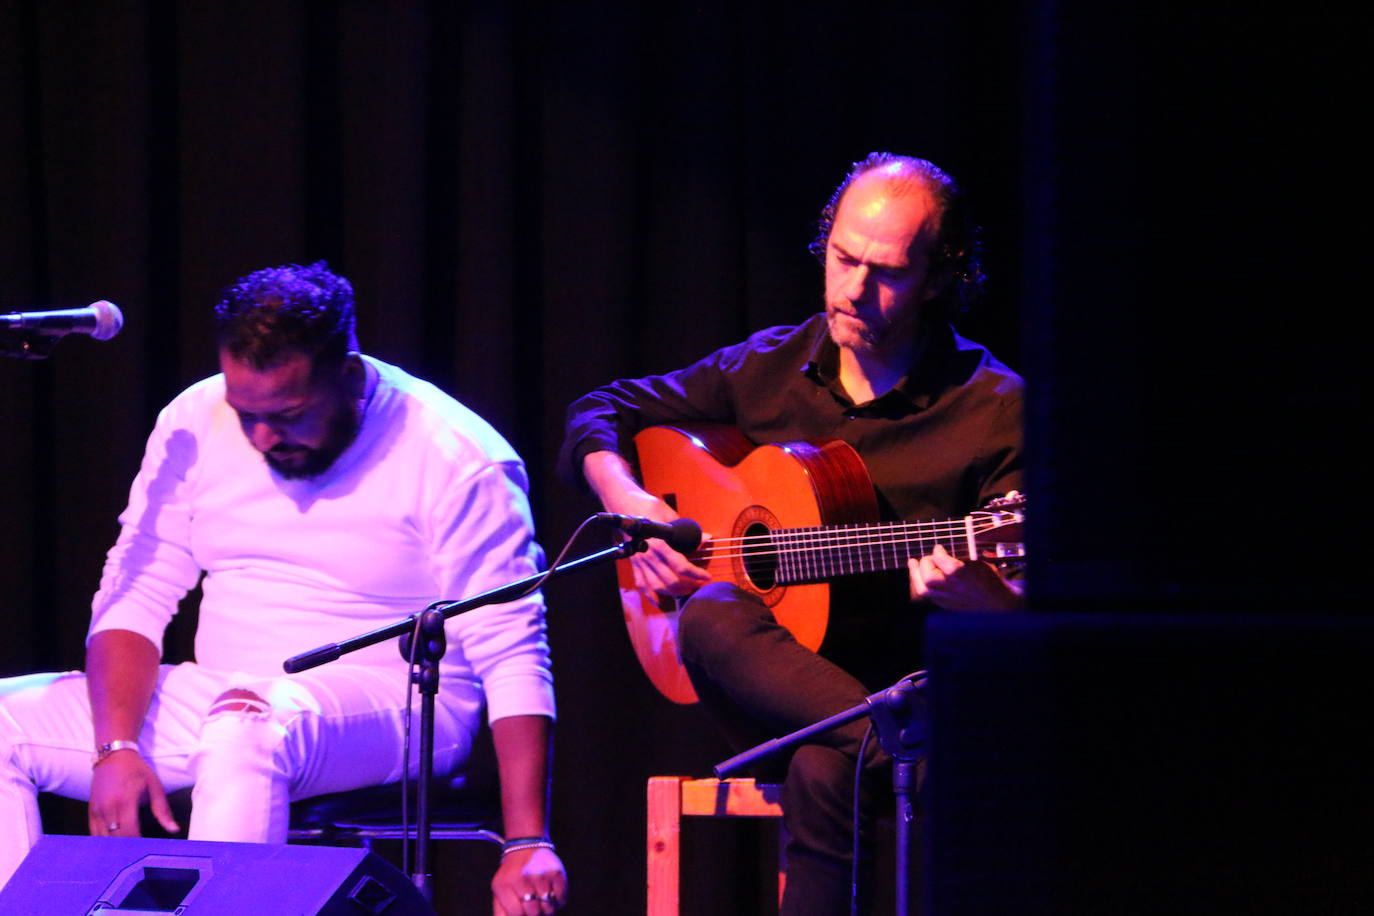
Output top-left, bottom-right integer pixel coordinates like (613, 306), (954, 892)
(766, 518), (999, 586)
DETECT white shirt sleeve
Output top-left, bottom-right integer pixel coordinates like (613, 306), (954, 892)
(433, 459), (556, 724)
(88, 397), (203, 653)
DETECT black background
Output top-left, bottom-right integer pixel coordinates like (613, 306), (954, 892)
(2, 1), (1366, 912)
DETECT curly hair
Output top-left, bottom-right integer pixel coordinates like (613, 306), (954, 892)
(809, 152), (986, 315)
(213, 261), (358, 373)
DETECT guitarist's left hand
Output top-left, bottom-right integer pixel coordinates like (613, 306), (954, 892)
(909, 545), (1024, 611)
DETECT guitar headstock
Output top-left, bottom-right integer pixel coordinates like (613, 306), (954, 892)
(972, 491), (1025, 563)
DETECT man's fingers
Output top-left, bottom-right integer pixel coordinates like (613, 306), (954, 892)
(89, 792), (136, 838)
(90, 757), (177, 838)
(88, 809), (111, 837)
(147, 781), (181, 833)
(492, 885), (542, 916)
(97, 800), (139, 837)
(928, 544), (964, 574)
(546, 873), (569, 910)
(526, 877), (564, 914)
(491, 848), (565, 915)
(909, 550), (965, 602)
(633, 544), (709, 597)
(907, 556), (927, 600)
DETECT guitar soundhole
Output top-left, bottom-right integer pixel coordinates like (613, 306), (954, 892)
(741, 522), (779, 590)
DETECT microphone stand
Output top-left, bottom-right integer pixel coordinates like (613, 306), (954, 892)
(712, 675), (927, 916)
(283, 535), (650, 900)
(0, 332), (59, 360)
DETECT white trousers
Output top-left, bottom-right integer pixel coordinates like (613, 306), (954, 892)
(0, 661), (482, 888)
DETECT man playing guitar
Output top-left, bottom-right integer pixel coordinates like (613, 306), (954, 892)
(560, 152), (1024, 915)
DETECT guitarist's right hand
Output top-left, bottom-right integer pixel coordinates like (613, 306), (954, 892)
(583, 450), (713, 597)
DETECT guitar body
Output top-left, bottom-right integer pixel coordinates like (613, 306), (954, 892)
(619, 424), (880, 704)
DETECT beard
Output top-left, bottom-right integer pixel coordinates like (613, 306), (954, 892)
(826, 303), (900, 354)
(825, 295), (929, 359)
(264, 403), (361, 480)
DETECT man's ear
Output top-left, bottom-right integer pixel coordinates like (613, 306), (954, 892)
(341, 351), (366, 396)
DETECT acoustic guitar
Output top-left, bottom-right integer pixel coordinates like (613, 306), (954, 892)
(617, 424), (1025, 704)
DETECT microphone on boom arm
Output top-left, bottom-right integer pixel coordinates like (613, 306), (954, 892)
(594, 512), (703, 553)
(2, 301), (124, 359)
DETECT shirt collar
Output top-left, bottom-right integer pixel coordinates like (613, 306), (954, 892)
(801, 315), (956, 411)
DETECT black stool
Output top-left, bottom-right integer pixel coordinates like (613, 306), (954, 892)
(287, 771), (502, 849)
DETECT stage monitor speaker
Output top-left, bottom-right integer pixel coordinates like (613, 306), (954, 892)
(0, 835), (435, 915)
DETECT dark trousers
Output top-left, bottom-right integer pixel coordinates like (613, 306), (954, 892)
(679, 582), (913, 916)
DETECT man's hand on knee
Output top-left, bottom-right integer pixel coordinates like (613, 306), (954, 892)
(89, 750), (179, 838)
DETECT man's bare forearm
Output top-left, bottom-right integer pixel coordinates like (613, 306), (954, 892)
(86, 629), (161, 745)
(581, 450), (645, 511)
(490, 714), (553, 839)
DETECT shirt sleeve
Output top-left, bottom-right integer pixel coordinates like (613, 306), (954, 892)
(557, 338), (758, 486)
(975, 385), (1026, 507)
(434, 459), (557, 724)
(88, 401), (203, 653)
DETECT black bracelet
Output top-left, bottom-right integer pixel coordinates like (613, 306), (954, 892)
(501, 836), (549, 848)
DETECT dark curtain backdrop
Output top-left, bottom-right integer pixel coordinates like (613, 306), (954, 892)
(2, 0), (1364, 912)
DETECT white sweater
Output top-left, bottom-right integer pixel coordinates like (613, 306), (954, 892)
(90, 356), (554, 724)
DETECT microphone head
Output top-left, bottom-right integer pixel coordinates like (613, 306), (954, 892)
(667, 517), (703, 552)
(89, 301), (124, 341)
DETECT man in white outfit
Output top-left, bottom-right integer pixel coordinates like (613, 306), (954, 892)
(0, 262), (567, 914)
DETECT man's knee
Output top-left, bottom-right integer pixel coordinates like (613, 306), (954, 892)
(208, 689), (270, 717)
(785, 745), (853, 801)
(0, 733), (20, 777)
(193, 689), (286, 780)
(679, 582), (773, 665)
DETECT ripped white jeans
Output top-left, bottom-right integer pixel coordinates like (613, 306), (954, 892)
(0, 662), (482, 887)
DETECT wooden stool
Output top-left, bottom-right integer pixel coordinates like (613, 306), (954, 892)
(647, 776), (787, 915)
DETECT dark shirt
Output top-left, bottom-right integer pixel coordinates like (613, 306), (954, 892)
(561, 313), (1024, 524)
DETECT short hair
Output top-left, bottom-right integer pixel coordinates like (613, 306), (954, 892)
(213, 261), (358, 373)
(809, 152), (986, 315)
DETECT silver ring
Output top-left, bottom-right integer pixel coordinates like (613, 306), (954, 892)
(541, 892), (558, 902)
(106, 823), (119, 831)
(520, 892), (537, 902)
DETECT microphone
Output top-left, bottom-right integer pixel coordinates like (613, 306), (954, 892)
(1, 301), (124, 341)
(595, 512), (703, 553)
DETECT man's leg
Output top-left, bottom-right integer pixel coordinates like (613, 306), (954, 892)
(0, 661), (482, 879)
(0, 672), (91, 885)
(186, 665), (482, 843)
(0, 667), (206, 887)
(678, 583), (886, 916)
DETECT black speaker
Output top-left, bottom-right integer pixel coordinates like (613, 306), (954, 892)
(0, 835), (435, 914)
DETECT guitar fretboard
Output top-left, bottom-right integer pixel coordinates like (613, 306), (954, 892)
(772, 520), (970, 585)
(700, 512), (1022, 588)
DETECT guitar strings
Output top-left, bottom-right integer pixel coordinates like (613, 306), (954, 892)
(701, 519), (1003, 543)
(688, 523), (1022, 582)
(703, 524), (979, 546)
(692, 519), (1013, 562)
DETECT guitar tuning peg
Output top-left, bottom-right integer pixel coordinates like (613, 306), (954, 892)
(987, 490), (1025, 508)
